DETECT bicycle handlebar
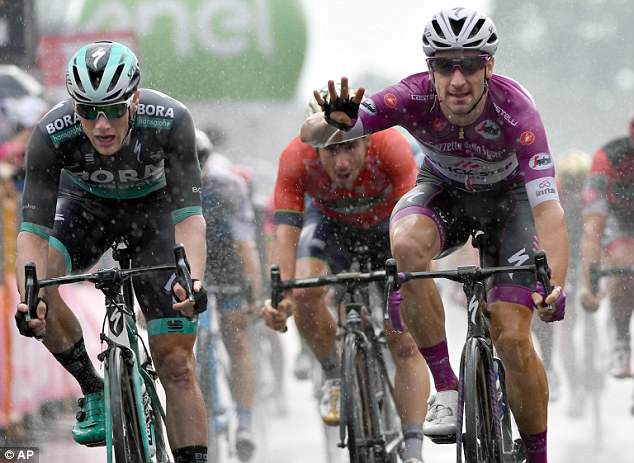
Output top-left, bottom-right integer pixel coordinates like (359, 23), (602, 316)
(270, 250), (554, 331)
(23, 245), (195, 317)
(589, 264), (634, 295)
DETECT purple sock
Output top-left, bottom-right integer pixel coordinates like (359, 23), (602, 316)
(419, 340), (458, 391)
(520, 430), (547, 463)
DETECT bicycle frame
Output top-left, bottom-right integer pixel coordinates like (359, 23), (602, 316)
(22, 243), (193, 463)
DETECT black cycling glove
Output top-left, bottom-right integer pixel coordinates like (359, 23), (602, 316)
(320, 95), (360, 131)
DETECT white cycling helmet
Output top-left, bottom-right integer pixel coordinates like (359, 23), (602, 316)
(422, 7), (499, 57)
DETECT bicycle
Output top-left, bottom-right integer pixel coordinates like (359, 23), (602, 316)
(589, 263), (634, 416)
(270, 261), (402, 463)
(384, 232), (553, 463)
(23, 242), (200, 463)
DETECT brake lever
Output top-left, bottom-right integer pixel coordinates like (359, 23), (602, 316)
(24, 262), (39, 322)
(534, 250), (554, 311)
(270, 265), (287, 333)
(174, 244), (195, 303)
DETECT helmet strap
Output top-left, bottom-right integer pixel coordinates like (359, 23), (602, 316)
(466, 76), (488, 115)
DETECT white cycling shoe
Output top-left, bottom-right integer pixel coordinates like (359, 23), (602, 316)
(423, 390), (459, 437)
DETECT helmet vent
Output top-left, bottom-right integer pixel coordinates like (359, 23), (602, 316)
(469, 19), (485, 38)
(72, 67), (85, 93)
(449, 18), (466, 36)
(488, 33), (498, 44)
(88, 68), (103, 90)
(432, 20), (444, 38)
(108, 64), (125, 93)
(463, 40), (482, 48)
(432, 40), (450, 49)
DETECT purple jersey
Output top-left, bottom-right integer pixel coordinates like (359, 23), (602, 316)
(346, 73), (558, 208)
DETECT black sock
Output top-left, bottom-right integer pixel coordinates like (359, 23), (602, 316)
(173, 446), (207, 463)
(52, 338), (103, 395)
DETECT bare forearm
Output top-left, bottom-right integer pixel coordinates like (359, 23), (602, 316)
(533, 201), (568, 286)
(15, 232), (49, 298)
(272, 224), (301, 281)
(237, 240), (262, 300)
(580, 214), (606, 287)
(175, 215), (207, 281)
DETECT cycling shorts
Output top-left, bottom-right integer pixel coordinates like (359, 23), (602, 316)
(391, 167), (539, 310)
(49, 188), (183, 321)
(297, 202), (391, 273)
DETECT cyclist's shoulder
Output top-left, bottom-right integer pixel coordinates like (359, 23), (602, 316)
(363, 72), (434, 111)
(34, 99), (83, 148)
(600, 136), (630, 159)
(135, 88), (191, 130)
(279, 136), (317, 165)
(487, 74), (542, 120)
(367, 129), (413, 162)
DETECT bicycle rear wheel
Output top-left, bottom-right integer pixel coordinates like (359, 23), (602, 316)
(342, 334), (377, 463)
(109, 347), (147, 463)
(196, 326), (223, 462)
(463, 338), (500, 463)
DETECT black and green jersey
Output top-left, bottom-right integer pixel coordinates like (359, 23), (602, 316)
(20, 88), (202, 238)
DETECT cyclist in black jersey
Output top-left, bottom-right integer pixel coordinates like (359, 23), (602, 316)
(14, 41), (208, 463)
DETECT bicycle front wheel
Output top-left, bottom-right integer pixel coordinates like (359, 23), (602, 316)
(342, 334), (377, 463)
(463, 338), (500, 463)
(109, 347), (147, 463)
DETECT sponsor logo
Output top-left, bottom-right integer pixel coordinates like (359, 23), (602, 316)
(91, 47), (107, 67)
(520, 130), (535, 145)
(426, 151), (518, 186)
(475, 120), (501, 140)
(167, 319), (184, 332)
(108, 309), (123, 336)
(384, 93), (398, 109)
(137, 104), (175, 118)
(49, 125), (82, 145)
(492, 102), (518, 127)
(538, 179), (551, 189)
(410, 94), (435, 102)
(192, 186), (201, 193)
(135, 116), (173, 130)
(529, 153), (553, 170)
(360, 99), (377, 114)
(536, 186), (556, 197)
(433, 117), (447, 132)
(73, 164), (164, 183)
(468, 295), (479, 325)
(45, 113), (81, 134)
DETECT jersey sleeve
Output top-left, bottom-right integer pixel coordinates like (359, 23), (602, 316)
(20, 125), (62, 237)
(273, 139), (307, 228)
(358, 78), (427, 136)
(370, 129), (416, 201)
(164, 107), (203, 224)
(515, 108), (559, 208)
(582, 148), (609, 216)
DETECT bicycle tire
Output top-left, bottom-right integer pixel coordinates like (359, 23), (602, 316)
(463, 338), (499, 463)
(109, 347), (146, 463)
(196, 328), (222, 463)
(342, 334), (377, 463)
(142, 373), (171, 462)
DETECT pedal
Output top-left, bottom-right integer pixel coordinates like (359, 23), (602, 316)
(428, 433), (457, 445)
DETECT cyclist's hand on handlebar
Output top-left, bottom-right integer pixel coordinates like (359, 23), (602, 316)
(532, 282), (566, 322)
(15, 299), (48, 339)
(172, 279), (207, 318)
(580, 287), (602, 313)
(262, 296), (293, 332)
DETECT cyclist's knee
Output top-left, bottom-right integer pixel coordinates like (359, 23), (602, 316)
(391, 228), (437, 270)
(153, 341), (197, 388)
(492, 329), (532, 368)
(294, 286), (324, 313)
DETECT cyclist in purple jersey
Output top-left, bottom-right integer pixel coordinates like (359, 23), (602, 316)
(301, 8), (568, 463)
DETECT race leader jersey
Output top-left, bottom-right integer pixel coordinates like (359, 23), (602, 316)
(582, 136), (634, 222)
(345, 73), (558, 207)
(21, 89), (202, 237)
(274, 128), (416, 229)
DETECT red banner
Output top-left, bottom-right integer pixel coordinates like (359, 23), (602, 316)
(37, 32), (139, 88)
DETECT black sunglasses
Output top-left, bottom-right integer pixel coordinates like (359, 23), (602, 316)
(75, 101), (130, 120)
(426, 55), (490, 76)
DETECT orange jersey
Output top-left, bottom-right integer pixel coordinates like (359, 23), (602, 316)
(274, 129), (416, 229)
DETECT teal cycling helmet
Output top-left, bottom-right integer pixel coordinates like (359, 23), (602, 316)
(66, 41), (140, 105)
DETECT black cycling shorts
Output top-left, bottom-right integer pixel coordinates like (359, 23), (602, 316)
(49, 188), (182, 321)
(390, 168), (539, 310)
(297, 201), (391, 273)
